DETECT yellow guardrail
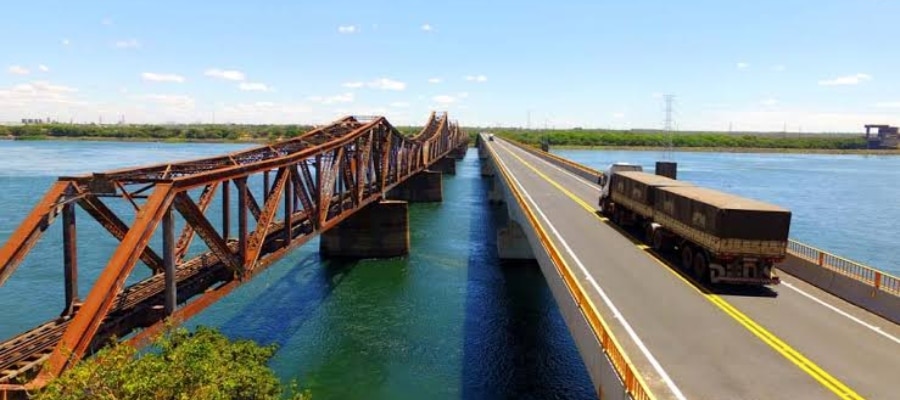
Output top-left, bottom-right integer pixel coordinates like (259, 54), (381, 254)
(483, 136), (655, 400)
(787, 240), (900, 296)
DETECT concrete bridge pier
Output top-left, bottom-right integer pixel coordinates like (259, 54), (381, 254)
(320, 200), (409, 258)
(448, 143), (468, 159)
(430, 157), (456, 175)
(497, 219), (535, 260)
(388, 170), (443, 202)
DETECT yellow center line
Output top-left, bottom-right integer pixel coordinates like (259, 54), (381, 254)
(494, 141), (864, 400)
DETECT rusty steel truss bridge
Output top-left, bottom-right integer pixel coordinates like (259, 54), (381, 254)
(0, 112), (467, 392)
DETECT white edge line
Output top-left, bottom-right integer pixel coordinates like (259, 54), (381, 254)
(781, 281), (900, 345)
(490, 139), (689, 400)
(503, 140), (600, 192)
(501, 138), (900, 347)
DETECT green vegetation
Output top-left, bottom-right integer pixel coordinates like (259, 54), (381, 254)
(0, 123), (428, 143)
(0, 123), (872, 151)
(477, 128), (869, 150)
(34, 326), (309, 400)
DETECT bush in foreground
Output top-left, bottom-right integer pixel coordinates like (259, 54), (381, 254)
(35, 326), (309, 400)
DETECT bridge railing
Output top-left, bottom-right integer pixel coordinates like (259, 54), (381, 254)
(787, 240), (900, 296)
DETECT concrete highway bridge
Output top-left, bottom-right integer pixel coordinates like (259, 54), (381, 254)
(478, 134), (899, 400)
(0, 116), (897, 399)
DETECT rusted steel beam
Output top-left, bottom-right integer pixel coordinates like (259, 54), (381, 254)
(174, 182), (219, 264)
(163, 207), (176, 316)
(283, 169), (293, 244)
(222, 181), (231, 238)
(77, 194), (165, 274)
(62, 201), (78, 317)
(244, 184), (263, 221)
(237, 178), (248, 265)
(41, 184), (175, 380)
(172, 192), (241, 275)
(244, 168), (288, 272)
(0, 181), (69, 286)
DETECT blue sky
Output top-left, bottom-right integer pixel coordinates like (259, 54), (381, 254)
(1, 0), (898, 132)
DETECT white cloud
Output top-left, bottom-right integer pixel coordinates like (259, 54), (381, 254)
(8, 65), (29, 75)
(736, 62), (749, 69)
(141, 72), (186, 83)
(465, 75), (488, 82)
(367, 78), (406, 91)
(0, 80), (81, 108)
(338, 25), (358, 34)
(772, 65), (786, 72)
(114, 39), (141, 49)
(433, 95), (456, 104)
(457, 92), (469, 99)
(875, 101), (900, 108)
(238, 82), (271, 92)
(819, 73), (871, 86)
(421, 23), (433, 32)
(205, 68), (246, 81)
(760, 98), (778, 106)
(307, 93), (355, 105)
(612, 112), (625, 119)
(427, 77), (442, 84)
(38, 64), (49, 72)
(61, 38), (70, 46)
(342, 81), (364, 88)
(390, 101), (410, 108)
(139, 94), (195, 108)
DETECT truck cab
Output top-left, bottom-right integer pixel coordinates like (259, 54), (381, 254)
(598, 163), (643, 210)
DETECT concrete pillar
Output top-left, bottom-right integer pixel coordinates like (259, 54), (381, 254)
(320, 200), (409, 258)
(480, 160), (495, 177)
(497, 220), (535, 260)
(431, 157), (456, 175)
(449, 144), (468, 159)
(488, 176), (504, 204)
(388, 170), (442, 202)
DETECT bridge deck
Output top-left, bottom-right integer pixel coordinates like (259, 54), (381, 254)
(486, 137), (900, 399)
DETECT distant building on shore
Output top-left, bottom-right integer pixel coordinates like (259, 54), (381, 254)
(864, 124), (899, 149)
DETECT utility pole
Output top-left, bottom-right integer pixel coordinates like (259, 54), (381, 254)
(526, 109), (531, 130)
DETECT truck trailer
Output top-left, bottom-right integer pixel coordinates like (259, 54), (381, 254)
(598, 163), (790, 285)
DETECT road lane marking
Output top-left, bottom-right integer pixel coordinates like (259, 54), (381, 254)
(507, 143), (601, 192)
(486, 138), (686, 400)
(488, 139), (686, 400)
(781, 282), (900, 345)
(494, 141), (865, 400)
(504, 139), (900, 348)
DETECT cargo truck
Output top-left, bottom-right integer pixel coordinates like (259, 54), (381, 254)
(598, 163), (790, 285)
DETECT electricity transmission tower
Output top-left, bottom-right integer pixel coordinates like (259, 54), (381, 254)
(663, 94), (675, 159)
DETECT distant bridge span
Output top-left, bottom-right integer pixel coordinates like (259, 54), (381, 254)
(0, 112), (467, 391)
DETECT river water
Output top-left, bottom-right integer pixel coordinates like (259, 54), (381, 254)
(0, 141), (896, 399)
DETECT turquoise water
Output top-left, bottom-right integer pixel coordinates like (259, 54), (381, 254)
(0, 140), (593, 399)
(1, 141), (896, 398)
(554, 149), (900, 276)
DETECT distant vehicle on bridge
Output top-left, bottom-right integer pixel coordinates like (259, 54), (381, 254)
(598, 163), (791, 286)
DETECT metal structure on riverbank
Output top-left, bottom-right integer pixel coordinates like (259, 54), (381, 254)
(0, 112), (467, 393)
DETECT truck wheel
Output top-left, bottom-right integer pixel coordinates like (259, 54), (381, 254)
(693, 252), (710, 284)
(681, 246), (693, 271)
